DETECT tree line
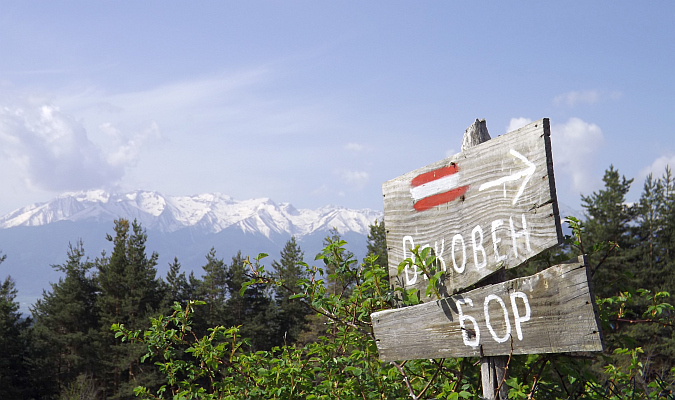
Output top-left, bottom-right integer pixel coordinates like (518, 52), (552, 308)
(0, 220), (359, 398)
(0, 165), (673, 399)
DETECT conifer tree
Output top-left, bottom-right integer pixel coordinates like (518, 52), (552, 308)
(633, 173), (667, 290)
(96, 219), (163, 399)
(271, 237), (310, 345)
(224, 251), (275, 350)
(186, 271), (201, 302)
(365, 219), (388, 268)
(31, 241), (100, 397)
(194, 248), (228, 331)
(322, 227), (355, 297)
(0, 253), (35, 399)
(161, 257), (189, 309)
(628, 168), (675, 375)
(652, 167), (675, 290)
(580, 165), (635, 298)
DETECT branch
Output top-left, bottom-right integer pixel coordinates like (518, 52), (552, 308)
(312, 305), (375, 339)
(527, 358), (549, 400)
(615, 318), (675, 327)
(249, 273), (375, 338)
(554, 367), (570, 397)
(495, 338), (514, 399)
(416, 358), (445, 399)
(391, 361), (417, 400)
(591, 242), (618, 277)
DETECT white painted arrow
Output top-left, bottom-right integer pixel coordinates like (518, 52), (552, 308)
(478, 149), (536, 205)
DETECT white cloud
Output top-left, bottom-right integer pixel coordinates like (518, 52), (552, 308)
(0, 102), (159, 191)
(639, 155), (675, 181)
(337, 169), (369, 189)
(101, 121), (162, 167)
(506, 117), (532, 133)
(445, 148), (457, 158)
(553, 90), (623, 107)
(550, 117), (605, 194)
(345, 142), (364, 152)
(56, 68), (338, 149)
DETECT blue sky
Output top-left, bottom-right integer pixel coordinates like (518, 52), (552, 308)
(0, 2), (673, 215)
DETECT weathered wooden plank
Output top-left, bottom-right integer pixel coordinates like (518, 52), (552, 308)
(383, 119), (562, 296)
(372, 256), (603, 361)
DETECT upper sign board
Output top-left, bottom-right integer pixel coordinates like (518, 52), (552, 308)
(383, 119), (563, 296)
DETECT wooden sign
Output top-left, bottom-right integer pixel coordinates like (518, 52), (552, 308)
(383, 119), (563, 296)
(372, 256), (603, 361)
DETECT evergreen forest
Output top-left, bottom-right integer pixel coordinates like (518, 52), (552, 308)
(0, 165), (674, 399)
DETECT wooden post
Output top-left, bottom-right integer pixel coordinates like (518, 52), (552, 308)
(462, 119), (509, 400)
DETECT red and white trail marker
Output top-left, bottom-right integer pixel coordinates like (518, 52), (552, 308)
(410, 164), (468, 211)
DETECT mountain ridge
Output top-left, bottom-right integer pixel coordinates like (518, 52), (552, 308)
(0, 190), (383, 309)
(0, 189), (383, 237)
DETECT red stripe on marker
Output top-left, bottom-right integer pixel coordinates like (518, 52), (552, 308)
(411, 164), (460, 187)
(413, 186), (468, 211)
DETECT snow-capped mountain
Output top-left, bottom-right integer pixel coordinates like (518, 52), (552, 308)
(0, 190), (383, 309)
(0, 190), (383, 238)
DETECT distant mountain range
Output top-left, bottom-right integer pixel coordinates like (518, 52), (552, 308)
(0, 190), (383, 309)
(0, 190), (382, 237)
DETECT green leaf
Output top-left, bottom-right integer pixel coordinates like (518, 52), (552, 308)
(239, 281), (252, 297)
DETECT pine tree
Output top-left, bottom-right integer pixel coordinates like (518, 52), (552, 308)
(322, 227), (355, 297)
(186, 271), (201, 302)
(224, 251), (275, 350)
(0, 253), (34, 399)
(621, 167), (675, 378)
(653, 167), (675, 291)
(195, 248), (228, 331)
(633, 173), (666, 290)
(161, 257), (190, 310)
(31, 241), (100, 397)
(96, 219), (163, 399)
(365, 218), (388, 268)
(271, 237), (310, 345)
(580, 165), (635, 298)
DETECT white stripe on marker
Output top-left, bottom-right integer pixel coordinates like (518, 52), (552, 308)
(410, 172), (462, 201)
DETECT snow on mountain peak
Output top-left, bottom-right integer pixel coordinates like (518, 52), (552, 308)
(59, 189), (111, 203)
(0, 190), (383, 238)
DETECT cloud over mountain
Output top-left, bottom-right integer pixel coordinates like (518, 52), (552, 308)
(0, 102), (161, 192)
(0, 104), (122, 191)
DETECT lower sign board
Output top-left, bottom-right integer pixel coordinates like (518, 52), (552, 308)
(371, 256), (603, 361)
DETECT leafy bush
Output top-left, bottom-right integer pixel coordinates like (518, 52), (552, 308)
(114, 234), (674, 399)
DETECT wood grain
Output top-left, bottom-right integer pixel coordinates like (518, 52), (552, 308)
(372, 256), (603, 361)
(383, 119), (563, 296)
